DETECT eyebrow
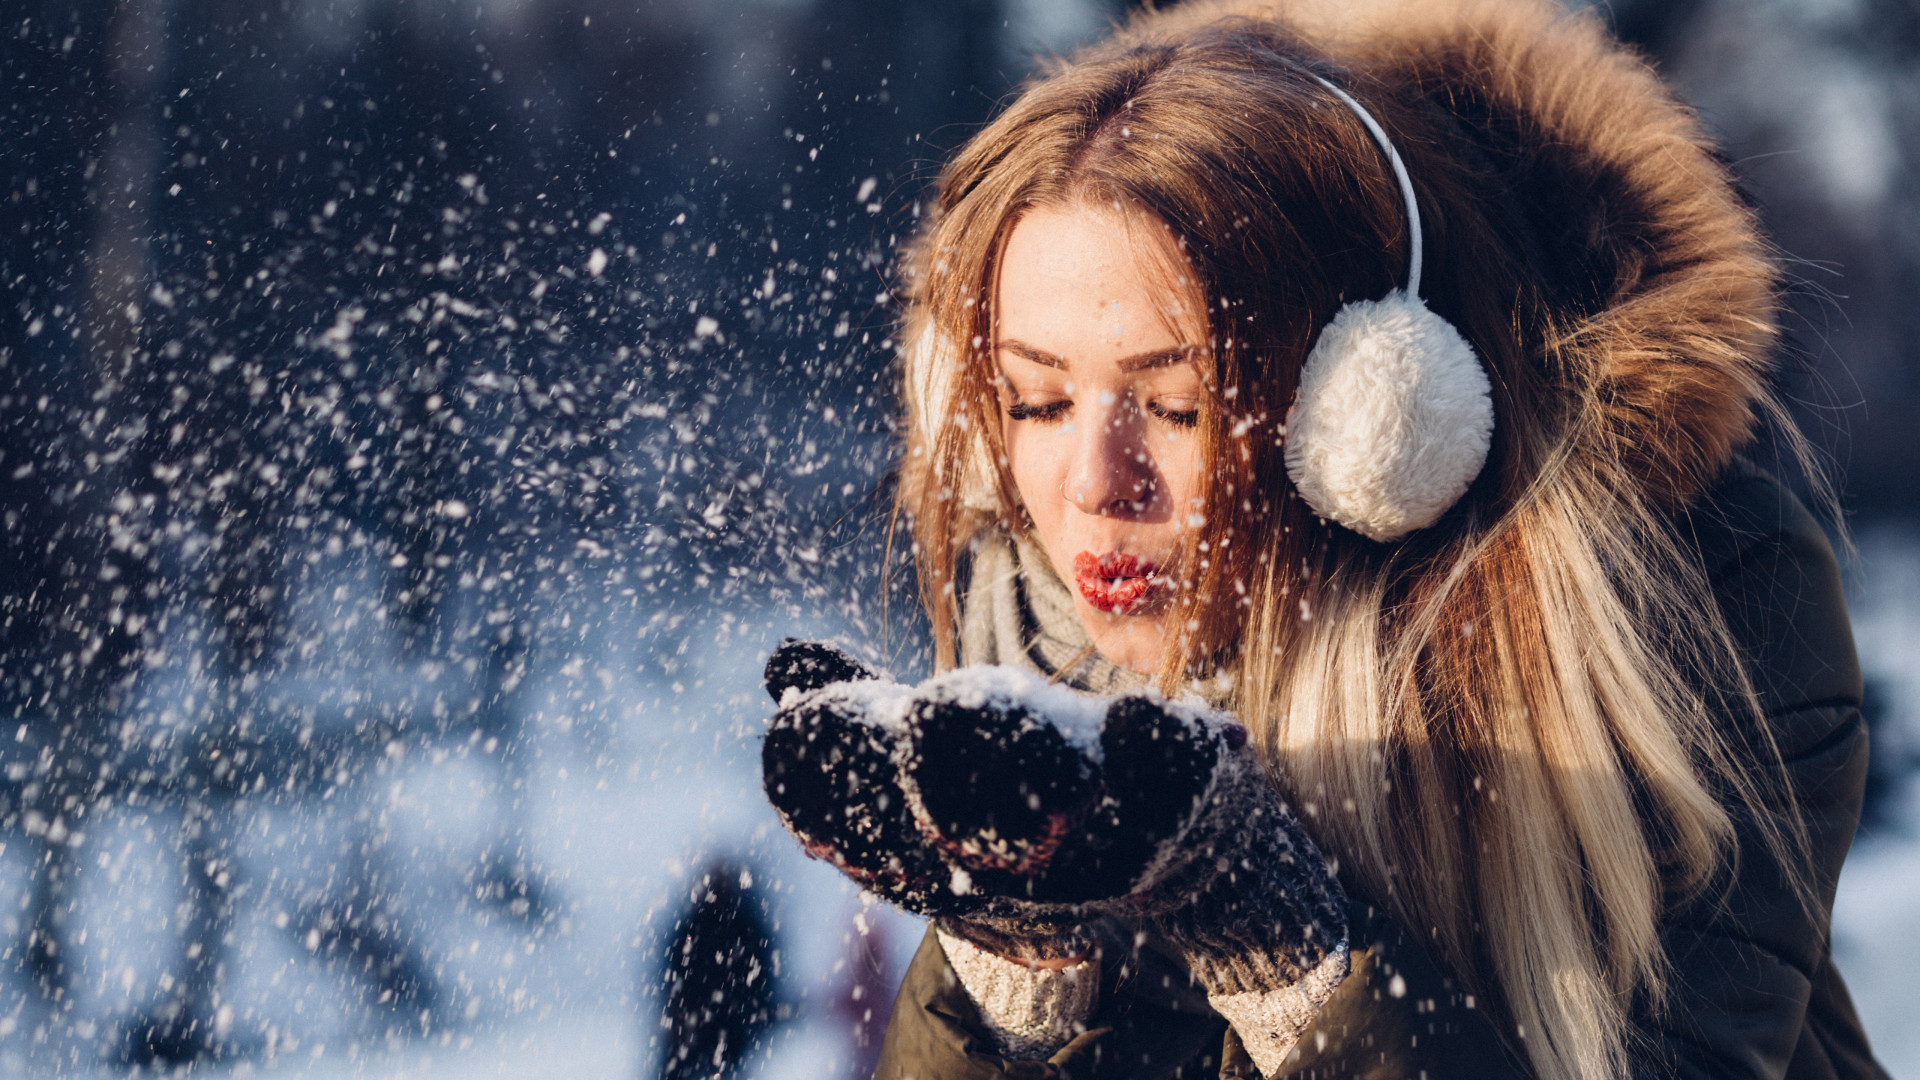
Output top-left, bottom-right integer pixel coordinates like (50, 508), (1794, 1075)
(997, 339), (1197, 374)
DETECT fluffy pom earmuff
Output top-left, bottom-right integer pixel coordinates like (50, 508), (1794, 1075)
(1284, 291), (1492, 541)
(1282, 78), (1494, 541)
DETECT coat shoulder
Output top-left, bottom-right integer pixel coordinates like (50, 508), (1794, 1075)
(1681, 461), (1862, 729)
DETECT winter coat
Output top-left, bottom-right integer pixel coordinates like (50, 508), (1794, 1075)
(872, 461), (1885, 1080)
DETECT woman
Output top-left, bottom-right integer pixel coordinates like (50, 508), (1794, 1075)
(759, 1), (1889, 1078)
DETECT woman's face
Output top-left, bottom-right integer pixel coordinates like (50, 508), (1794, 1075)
(993, 203), (1209, 673)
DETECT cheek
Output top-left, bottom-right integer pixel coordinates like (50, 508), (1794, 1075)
(1159, 433), (1205, 513)
(1003, 427), (1079, 555)
(1003, 426), (1059, 516)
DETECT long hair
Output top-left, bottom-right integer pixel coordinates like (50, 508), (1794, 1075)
(892, 4), (1816, 1080)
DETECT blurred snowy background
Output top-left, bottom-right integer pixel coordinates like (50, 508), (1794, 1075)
(0, 0), (1915, 1076)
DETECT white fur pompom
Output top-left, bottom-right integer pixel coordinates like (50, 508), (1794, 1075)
(1283, 291), (1493, 541)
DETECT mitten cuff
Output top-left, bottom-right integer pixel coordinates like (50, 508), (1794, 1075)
(1181, 916), (1345, 996)
(937, 929), (1101, 1060)
(1207, 939), (1350, 1077)
(934, 914), (1094, 966)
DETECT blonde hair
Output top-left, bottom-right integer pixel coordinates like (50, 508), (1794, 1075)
(892, 6), (1817, 1080)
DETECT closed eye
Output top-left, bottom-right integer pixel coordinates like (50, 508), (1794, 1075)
(1148, 401), (1199, 427)
(1005, 400), (1070, 423)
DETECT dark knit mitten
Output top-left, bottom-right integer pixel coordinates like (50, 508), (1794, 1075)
(760, 641), (1093, 960)
(760, 641), (948, 912)
(762, 644), (1347, 995)
(1106, 697), (1349, 996)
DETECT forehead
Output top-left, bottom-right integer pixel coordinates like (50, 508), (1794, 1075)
(993, 202), (1204, 353)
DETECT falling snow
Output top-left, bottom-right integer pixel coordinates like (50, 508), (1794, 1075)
(0, 0), (1916, 1077)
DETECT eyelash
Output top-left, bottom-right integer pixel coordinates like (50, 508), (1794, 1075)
(1003, 399), (1200, 428)
(1004, 400), (1069, 423)
(1150, 402), (1201, 428)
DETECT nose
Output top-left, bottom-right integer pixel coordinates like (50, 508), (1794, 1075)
(1064, 394), (1155, 517)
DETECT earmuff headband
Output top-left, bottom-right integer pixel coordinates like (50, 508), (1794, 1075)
(1311, 76), (1423, 295)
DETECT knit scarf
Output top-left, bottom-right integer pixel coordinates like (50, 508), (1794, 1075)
(956, 529), (1154, 695)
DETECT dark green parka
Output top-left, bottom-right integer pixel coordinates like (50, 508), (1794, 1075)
(873, 465), (1886, 1080)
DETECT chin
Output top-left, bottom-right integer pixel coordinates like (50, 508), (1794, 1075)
(1077, 607), (1167, 674)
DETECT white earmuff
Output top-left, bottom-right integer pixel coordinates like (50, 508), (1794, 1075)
(1282, 79), (1494, 542)
(903, 321), (1000, 512)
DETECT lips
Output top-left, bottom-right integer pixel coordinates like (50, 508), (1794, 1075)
(1072, 551), (1164, 614)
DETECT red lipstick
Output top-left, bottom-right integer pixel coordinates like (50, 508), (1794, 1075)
(1073, 551), (1163, 614)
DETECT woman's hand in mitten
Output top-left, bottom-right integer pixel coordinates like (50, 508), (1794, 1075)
(763, 641), (1112, 1060)
(759, 640), (1095, 963)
